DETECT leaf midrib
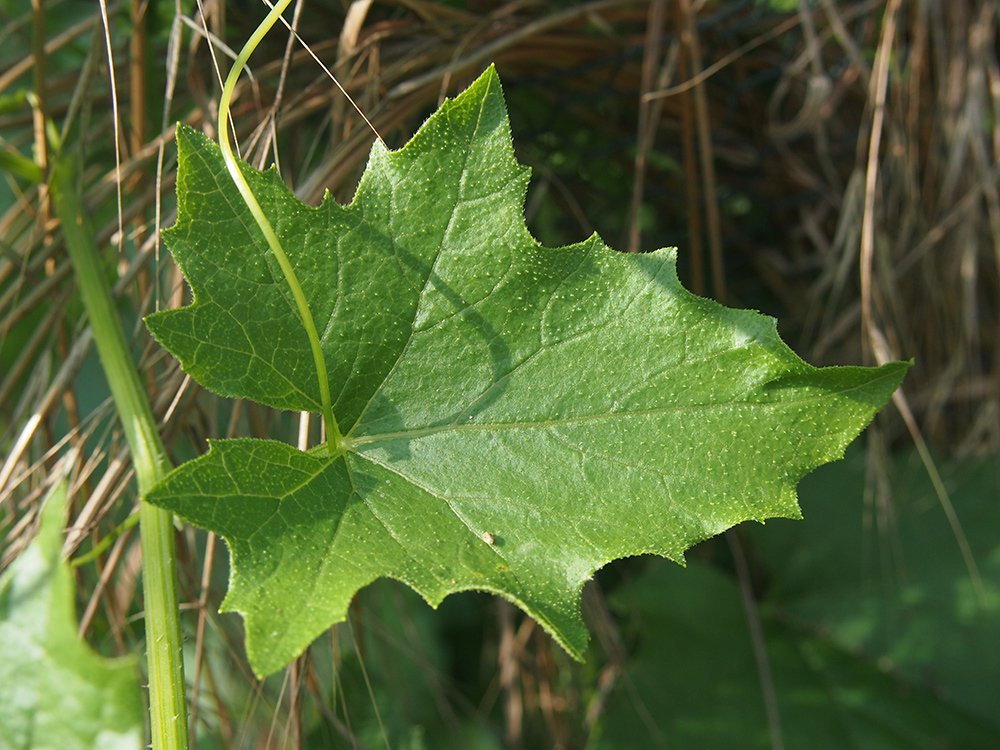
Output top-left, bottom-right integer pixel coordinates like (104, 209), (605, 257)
(345, 381), (880, 450)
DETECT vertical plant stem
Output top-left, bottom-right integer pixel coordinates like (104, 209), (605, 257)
(726, 530), (784, 750)
(51, 158), (188, 750)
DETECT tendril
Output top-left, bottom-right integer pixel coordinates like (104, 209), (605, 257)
(216, 0), (341, 451)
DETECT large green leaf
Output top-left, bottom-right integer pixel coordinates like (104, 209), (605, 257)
(0, 483), (143, 750)
(747, 449), (1000, 725)
(592, 560), (998, 749)
(591, 449), (1000, 748)
(145, 65), (907, 676)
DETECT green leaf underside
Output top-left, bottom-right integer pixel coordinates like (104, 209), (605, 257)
(0, 483), (143, 749)
(146, 66), (908, 676)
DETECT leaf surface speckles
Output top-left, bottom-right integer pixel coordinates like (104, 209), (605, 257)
(146, 66), (908, 676)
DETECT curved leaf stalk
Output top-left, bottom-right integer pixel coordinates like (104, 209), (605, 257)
(51, 159), (188, 750)
(216, 0), (341, 452)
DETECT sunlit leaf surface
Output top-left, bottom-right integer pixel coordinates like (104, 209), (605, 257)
(146, 66), (907, 676)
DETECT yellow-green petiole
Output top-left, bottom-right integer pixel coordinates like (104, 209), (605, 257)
(216, 0), (341, 452)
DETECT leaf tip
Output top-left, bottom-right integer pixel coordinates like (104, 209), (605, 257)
(173, 121), (202, 156)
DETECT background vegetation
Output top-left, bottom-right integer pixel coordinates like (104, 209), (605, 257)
(1, 0), (997, 747)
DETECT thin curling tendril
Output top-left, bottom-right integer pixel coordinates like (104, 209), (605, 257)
(217, 0), (342, 452)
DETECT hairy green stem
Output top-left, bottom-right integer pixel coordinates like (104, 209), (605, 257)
(51, 159), (188, 750)
(217, 0), (341, 451)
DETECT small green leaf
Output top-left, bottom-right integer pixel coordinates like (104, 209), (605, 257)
(146, 66), (908, 676)
(0, 482), (144, 749)
(0, 147), (44, 183)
